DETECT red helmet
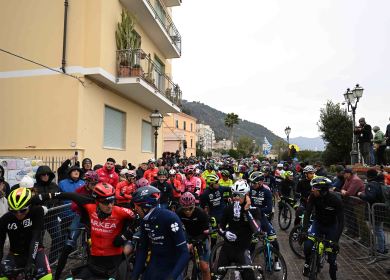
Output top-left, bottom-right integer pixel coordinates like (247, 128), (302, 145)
(85, 171), (99, 183)
(92, 183), (115, 200)
(180, 192), (195, 207)
(126, 170), (136, 178)
(184, 165), (195, 175)
(135, 178), (149, 190)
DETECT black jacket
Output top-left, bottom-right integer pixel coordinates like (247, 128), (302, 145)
(81, 158), (93, 177)
(136, 168), (145, 180)
(359, 175), (386, 222)
(0, 166), (10, 198)
(354, 123), (372, 143)
(315, 168), (327, 177)
(34, 166), (61, 209)
(57, 159), (80, 183)
(385, 123), (390, 146)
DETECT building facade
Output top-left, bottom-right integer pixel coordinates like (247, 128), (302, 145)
(164, 112), (197, 157)
(0, 0), (182, 166)
(196, 124), (214, 152)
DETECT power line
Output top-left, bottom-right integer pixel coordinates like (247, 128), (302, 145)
(0, 48), (84, 85)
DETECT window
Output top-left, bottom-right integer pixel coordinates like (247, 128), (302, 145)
(191, 139), (193, 148)
(142, 121), (153, 152)
(184, 121), (186, 130)
(154, 57), (164, 91)
(104, 106), (125, 149)
(176, 120), (179, 128)
(191, 123), (193, 132)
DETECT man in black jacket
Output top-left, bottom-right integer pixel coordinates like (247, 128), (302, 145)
(384, 117), (390, 151)
(34, 165), (62, 264)
(314, 162), (327, 177)
(81, 158), (93, 176)
(0, 166), (10, 198)
(354, 117), (372, 166)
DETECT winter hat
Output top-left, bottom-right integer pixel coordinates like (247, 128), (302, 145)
(373, 126), (380, 132)
(335, 165), (344, 173)
(366, 169), (378, 178)
(19, 176), (34, 188)
(120, 168), (129, 175)
(359, 117), (366, 123)
(314, 161), (323, 168)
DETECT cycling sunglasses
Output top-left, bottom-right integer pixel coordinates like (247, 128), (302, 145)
(232, 193), (245, 199)
(182, 206), (195, 212)
(10, 207), (29, 214)
(87, 182), (98, 186)
(99, 199), (116, 206)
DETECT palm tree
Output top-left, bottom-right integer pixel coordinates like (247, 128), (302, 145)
(224, 113), (240, 149)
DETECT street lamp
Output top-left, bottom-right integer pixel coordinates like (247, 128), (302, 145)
(343, 84), (364, 165)
(149, 109), (163, 159)
(253, 139), (256, 156)
(284, 126), (291, 146)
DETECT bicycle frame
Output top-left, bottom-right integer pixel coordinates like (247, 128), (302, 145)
(253, 233), (273, 272)
(307, 236), (333, 276)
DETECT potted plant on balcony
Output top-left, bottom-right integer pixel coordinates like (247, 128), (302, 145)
(131, 64), (144, 76)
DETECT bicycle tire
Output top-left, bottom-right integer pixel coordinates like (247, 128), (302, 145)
(128, 253), (136, 273)
(251, 245), (288, 280)
(183, 277), (191, 280)
(183, 252), (199, 280)
(309, 252), (318, 280)
(208, 241), (224, 279)
(289, 224), (305, 259)
(278, 204), (292, 231)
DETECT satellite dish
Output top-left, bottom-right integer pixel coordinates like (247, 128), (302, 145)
(174, 115), (179, 121)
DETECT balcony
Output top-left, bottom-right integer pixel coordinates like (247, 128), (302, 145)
(164, 131), (185, 141)
(163, 0), (181, 7)
(119, 0), (182, 58)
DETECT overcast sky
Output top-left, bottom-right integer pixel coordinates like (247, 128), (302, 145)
(172, 0), (390, 139)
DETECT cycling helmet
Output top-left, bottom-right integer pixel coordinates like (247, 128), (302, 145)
(283, 163), (290, 167)
(205, 173), (220, 185)
(285, 171), (294, 177)
(206, 163), (214, 170)
(303, 165), (316, 173)
(135, 178), (149, 190)
(249, 171), (264, 182)
(184, 165), (195, 175)
(280, 161), (284, 164)
(126, 170), (137, 178)
(221, 170), (230, 177)
(195, 169), (201, 175)
(131, 186), (161, 210)
(234, 166), (240, 173)
(179, 192), (195, 207)
(92, 183), (116, 200)
(231, 180), (250, 195)
(240, 166), (248, 173)
(310, 177), (332, 195)
(8, 188), (33, 210)
(19, 176), (34, 189)
(173, 163), (180, 168)
(265, 163), (271, 167)
(169, 169), (176, 175)
(85, 171), (99, 183)
(148, 158), (156, 164)
(263, 166), (270, 173)
(277, 164), (283, 168)
(252, 172), (265, 183)
(157, 169), (168, 177)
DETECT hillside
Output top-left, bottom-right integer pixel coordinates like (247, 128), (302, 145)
(284, 136), (326, 151)
(182, 100), (283, 146)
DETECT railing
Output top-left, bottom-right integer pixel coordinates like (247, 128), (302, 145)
(145, 0), (182, 55)
(116, 48), (182, 107)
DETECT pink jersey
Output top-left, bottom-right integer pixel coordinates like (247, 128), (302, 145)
(181, 176), (202, 203)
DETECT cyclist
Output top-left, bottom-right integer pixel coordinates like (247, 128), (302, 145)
(172, 163), (183, 184)
(214, 180), (261, 280)
(176, 193), (211, 280)
(231, 166), (243, 183)
(248, 173), (281, 271)
(278, 170), (296, 210)
(263, 166), (277, 194)
(168, 169), (182, 204)
(115, 170), (136, 203)
(130, 186), (189, 280)
(199, 174), (232, 249)
(54, 171), (99, 280)
(294, 165), (316, 226)
(151, 170), (174, 209)
(219, 170), (233, 205)
(201, 163), (216, 180)
(33, 183), (136, 278)
(181, 166), (202, 205)
(299, 177), (344, 280)
(240, 165), (250, 180)
(143, 158), (158, 184)
(0, 188), (51, 280)
(194, 169), (206, 195)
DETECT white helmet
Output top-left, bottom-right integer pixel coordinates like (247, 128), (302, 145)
(169, 169), (176, 175)
(19, 176), (34, 189)
(277, 164), (283, 168)
(231, 179), (250, 195)
(303, 165), (316, 173)
(195, 168), (201, 175)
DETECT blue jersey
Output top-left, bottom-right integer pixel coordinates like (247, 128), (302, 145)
(200, 186), (231, 222)
(132, 206), (189, 280)
(249, 185), (273, 215)
(264, 174), (276, 190)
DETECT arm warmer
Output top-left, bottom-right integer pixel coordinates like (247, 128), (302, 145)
(245, 208), (262, 234)
(303, 194), (314, 233)
(28, 207), (45, 264)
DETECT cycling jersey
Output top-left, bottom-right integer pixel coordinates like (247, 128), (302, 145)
(218, 178), (233, 197)
(295, 178), (312, 201)
(132, 206), (189, 280)
(0, 206), (44, 265)
(249, 185), (272, 215)
(263, 174), (276, 191)
(274, 169), (285, 182)
(176, 206), (209, 237)
(115, 180), (134, 203)
(175, 173), (183, 184)
(181, 176), (202, 203)
(49, 192), (135, 256)
(150, 181), (174, 205)
(280, 178), (295, 196)
(231, 173), (243, 183)
(198, 176), (206, 195)
(143, 168), (159, 184)
(167, 179), (181, 197)
(200, 186), (231, 222)
(201, 170), (216, 180)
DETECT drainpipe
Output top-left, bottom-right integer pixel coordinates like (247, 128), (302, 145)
(61, 0), (69, 73)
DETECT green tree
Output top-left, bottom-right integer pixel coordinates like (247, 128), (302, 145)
(272, 139), (288, 160)
(297, 149), (314, 162)
(317, 100), (353, 165)
(237, 136), (258, 157)
(228, 149), (239, 159)
(224, 113), (240, 149)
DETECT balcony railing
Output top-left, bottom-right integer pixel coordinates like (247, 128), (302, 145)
(146, 0), (182, 55)
(116, 49), (182, 107)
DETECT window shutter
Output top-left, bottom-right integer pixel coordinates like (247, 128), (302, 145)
(104, 106), (125, 149)
(142, 121), (153, 152)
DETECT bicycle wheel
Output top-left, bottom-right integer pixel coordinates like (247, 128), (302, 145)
(309, 252), (318, 280)
(278, 204), (292, 231)
(128, 253), (136, 273)
(251, 245), (288, 280)
(209, 241), (224, 279)
(289, 224), (305, 259)
(183, 253), (196, 279)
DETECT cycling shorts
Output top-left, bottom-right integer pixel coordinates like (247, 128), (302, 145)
(2, 249), (51, 280)
(184, 232), (210, 263)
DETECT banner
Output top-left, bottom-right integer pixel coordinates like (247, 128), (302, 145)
(264, 137), (272, 155)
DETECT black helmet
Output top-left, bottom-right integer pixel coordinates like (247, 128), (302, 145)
(310, 176), (332, 191)
(131, 186), (161, 209)
(250, 172), (265, 183)
(157, 169), (168, 177)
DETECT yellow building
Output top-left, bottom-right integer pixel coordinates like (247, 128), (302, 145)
(164, 112), (197, 157)
(0, 0), (183, 166)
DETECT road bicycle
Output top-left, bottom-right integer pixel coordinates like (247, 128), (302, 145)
(67, 227), (91, 265)
(277, 196), (297, 231)
(182, 238), (208, 280)
(216, 265), (264, 280)
(289, 214), (313, 259)
(0, 266), (35, 280)
(304, 235), (334, 280)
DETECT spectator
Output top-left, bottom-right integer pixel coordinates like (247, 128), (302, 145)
(93, 164), (103, 171)
(0, 177), (8, 217)
(57, 155), (81, 183)
(332, 165), (345, 192)
(373, 126), (387, 166)
(175, 150), (180, 159)
(122, 159), (128, 169)
(354, 117), (372, 166)
(127, 162), (136, 171)
(115, 164), (123, 175)
(136, 162), (147, 180)
(119, 168), (128, 182)
(384, 117), (390, 150)
(290, 145), (297, 159)
(34, 165), (62, 264)
(380, 170), (390, 185)
(96, 158), (119, 188)
(369, 132), (375, 166)
(291, 158), (298, 169)
(58, 165), (85, 242)
(81, 158), (93, 176)
(157, 158), (164, 168)
(144, 158), (158, 184)
(115, 170), (135, 203)
(341, 168), (371, 246)
(314, 162), (327, 177)
(358, 169), (388, 254)
(0, 166), (10, 198)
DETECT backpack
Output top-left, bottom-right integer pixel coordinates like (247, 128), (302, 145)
(379, 183), (390, 203)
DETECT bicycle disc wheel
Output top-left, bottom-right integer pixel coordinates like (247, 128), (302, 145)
(278, 205), (292, 231)
(251, 245), (287, 280)
(309, 252), (318, 280)
(289, 224), (305, 259)
(209, 241), (224, 279)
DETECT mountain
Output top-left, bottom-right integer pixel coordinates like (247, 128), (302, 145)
(182, 100), (283, 146)
(284, 136), (326, 151)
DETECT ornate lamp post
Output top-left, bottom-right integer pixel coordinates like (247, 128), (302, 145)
(150, 109), (163, 159)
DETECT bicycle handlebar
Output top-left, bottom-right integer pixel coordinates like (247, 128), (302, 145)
(218, 265), (263, 272)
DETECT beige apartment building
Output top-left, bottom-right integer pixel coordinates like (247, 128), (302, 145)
(0, 0), (183, 166)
